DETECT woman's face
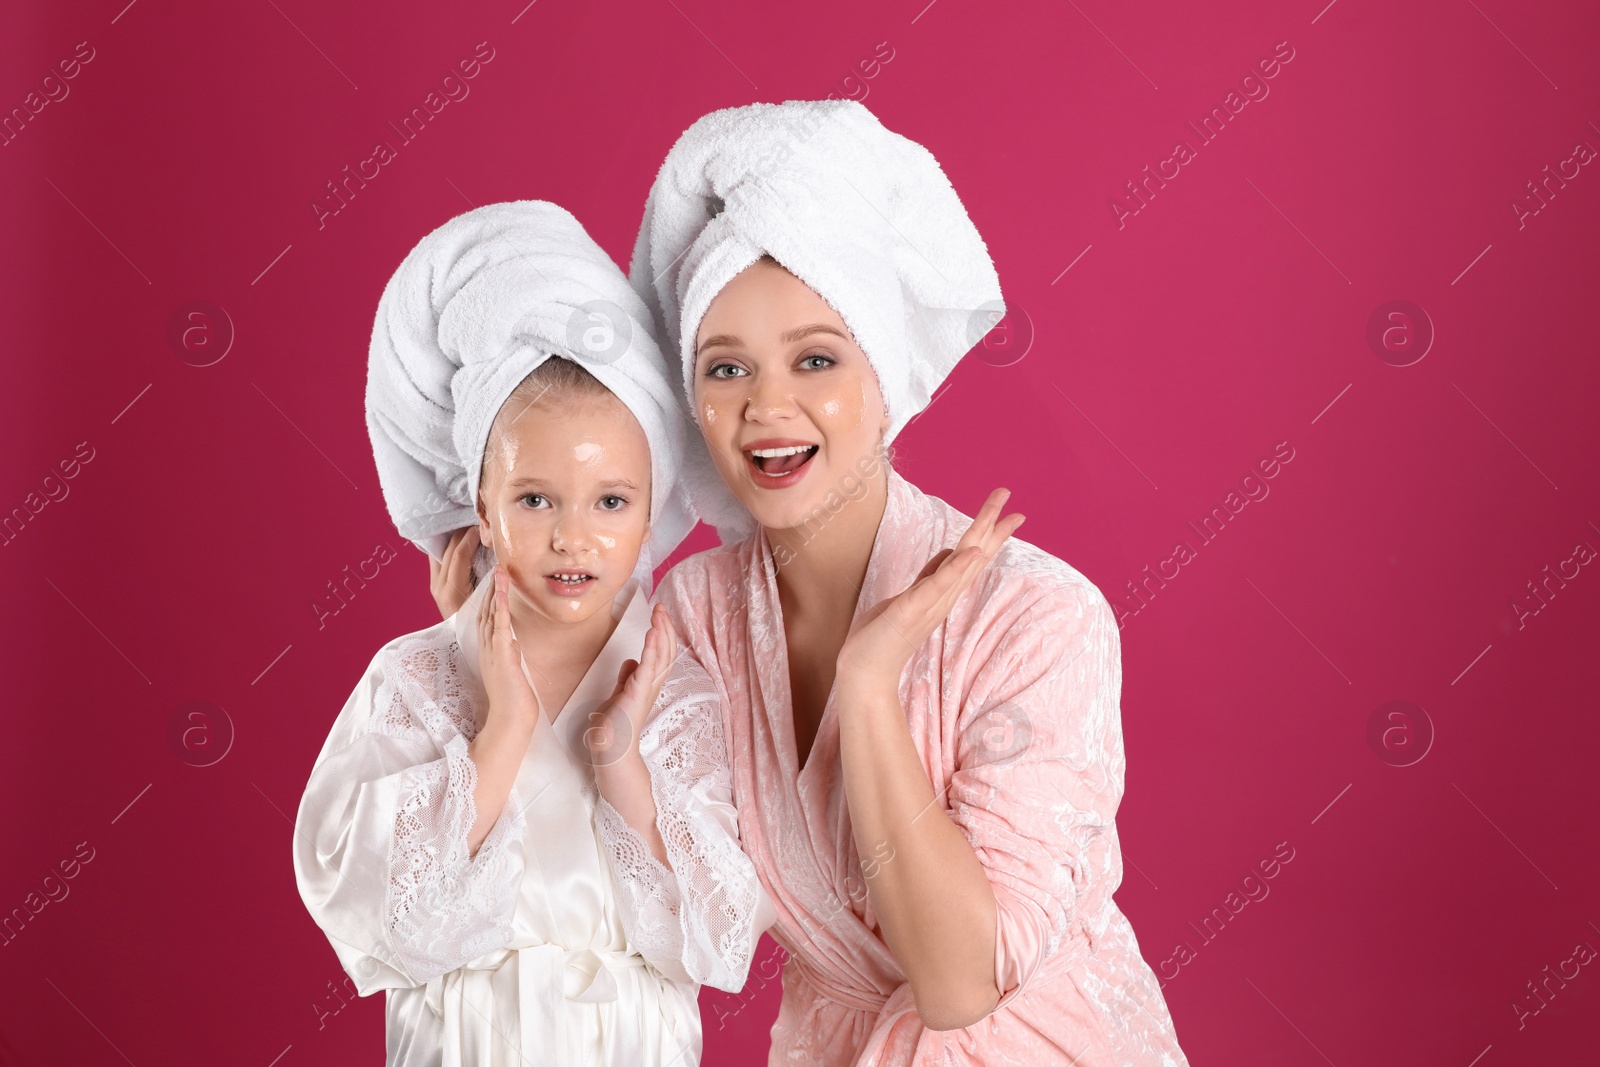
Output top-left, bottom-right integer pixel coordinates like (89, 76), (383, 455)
(692, 259), (889, 532)
(476, 388), (652, 627)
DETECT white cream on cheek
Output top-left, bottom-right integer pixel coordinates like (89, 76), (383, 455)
(698, 395), (745, 478)
(496, 507), (516, 569)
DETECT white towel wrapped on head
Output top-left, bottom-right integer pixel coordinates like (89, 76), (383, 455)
(629, 99), (1004, 540)
(366, 199), (697, 590)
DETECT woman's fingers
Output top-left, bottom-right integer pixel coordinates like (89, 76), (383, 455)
(451, 526), (481, 590)
(433, 527), (482, 617)
(954, 488), (1010, 557)
(913, 547), (954, 585)
(984, 511), (1026, 558)
(920, 544), (987, 616)
(886, 494), (1025, 639)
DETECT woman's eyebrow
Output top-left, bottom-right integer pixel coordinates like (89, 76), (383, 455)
(696, 333), (742, 356)
(696, 323), (849, 357)
(780, 323), (849, 344)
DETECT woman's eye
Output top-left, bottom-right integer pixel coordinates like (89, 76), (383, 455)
(599, 495), (627, 510)
(520, 494), (547, 508)
(706, 362), (745, 379)
(801, 353), (835, 370)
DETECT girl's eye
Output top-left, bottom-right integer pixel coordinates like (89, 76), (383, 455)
(706, 361), (746, 379)
(520, 493), (548, 508)
(800, 352), (836, 370)
(599, 495), (627, 511)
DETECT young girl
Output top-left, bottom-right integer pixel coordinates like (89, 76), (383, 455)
(292, 201), (770, 1067)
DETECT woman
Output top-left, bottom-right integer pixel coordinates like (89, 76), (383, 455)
(627, 101), (1190, 1065)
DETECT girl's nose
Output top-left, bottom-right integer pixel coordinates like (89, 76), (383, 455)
(551, 509), (596, 553)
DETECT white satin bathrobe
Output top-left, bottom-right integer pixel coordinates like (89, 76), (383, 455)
(293, 574), (771, 1067)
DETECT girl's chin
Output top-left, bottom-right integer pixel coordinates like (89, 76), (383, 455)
(507, 575), (627, 622)
(525, 591), (609, 624)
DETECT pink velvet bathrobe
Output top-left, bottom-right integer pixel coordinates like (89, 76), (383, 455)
(655, 469), (1189, 1066)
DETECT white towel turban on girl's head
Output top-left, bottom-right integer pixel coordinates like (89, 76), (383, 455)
(628, 99), (1005, 541)
(366, 199), (698, 591)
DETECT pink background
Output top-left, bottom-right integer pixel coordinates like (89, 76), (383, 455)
(2, 0), (1597, 1063)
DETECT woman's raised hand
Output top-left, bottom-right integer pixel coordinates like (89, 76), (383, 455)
(475, 566), (543, 735)
(584, 604), (678, 769)
(430, 526), (481, 620)
(836, 487), (1025, 694)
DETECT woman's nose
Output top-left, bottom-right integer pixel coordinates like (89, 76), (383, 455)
(743, 370), (795, 422)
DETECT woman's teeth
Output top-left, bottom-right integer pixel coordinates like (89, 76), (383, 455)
(750, 444), (818, 474)
(549, 572), (592, 584)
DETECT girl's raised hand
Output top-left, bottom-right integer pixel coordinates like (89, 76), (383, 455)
(584, 604), (678, 768)
(836, 487), (1025, 694)
(475, 566), (543, 735)
(430, 525), (481, 620)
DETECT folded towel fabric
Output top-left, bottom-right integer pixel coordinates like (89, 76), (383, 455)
(629, 99), (1004, 541)
(366, 199), (697, 589)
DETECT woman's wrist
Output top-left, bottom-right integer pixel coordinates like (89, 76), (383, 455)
(834, 662), (901, 704)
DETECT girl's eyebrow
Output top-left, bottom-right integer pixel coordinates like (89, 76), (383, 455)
(506, 476), (641, 491)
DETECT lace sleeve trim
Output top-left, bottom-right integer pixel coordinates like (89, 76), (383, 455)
(594, 663), (761, 992)
(375, 633), (525, 983)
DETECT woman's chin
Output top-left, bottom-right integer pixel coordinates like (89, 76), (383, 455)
(733, 489), (828, 536)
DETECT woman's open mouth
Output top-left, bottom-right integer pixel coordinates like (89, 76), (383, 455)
(745, 441), (819, 489)
(543, 570), (597, 597)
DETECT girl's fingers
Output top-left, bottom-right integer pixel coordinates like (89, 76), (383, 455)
(492, 571), (516, 650)
(477, 565), (495, 636)
(661, 621), (678, 682)
(638, 623), (658, 682)
(481, 567), (496, 629)
(614, 658), (636, 699)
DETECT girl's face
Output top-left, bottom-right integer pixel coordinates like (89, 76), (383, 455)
(476, 389), (652, 628)
(692, 259), (889, 532)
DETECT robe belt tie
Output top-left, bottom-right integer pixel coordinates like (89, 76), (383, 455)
(424, 941), (649, 1067)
